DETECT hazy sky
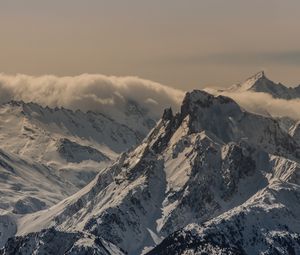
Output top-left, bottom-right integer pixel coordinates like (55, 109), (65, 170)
(1, 0), (300, 90)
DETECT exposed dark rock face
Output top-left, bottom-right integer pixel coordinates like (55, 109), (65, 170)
(147, 183), (300, 255)
(57, 138), (110, 163)
(1, 228), (123, 255)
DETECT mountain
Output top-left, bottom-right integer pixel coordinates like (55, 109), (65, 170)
(0, 100), (144, 187)
(3, 90), (299, 254)
(228, 71), (300, 99)
(0, 148), (79, 247)
(206, 71), (300, 131)
(2, 228), (125, 255)
(0, 100), (151, 248)
(101, 98), (157, 139)
(0, 100), (142, 159)
(147, 181), (300, 255)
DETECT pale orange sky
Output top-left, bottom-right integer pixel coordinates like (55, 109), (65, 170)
(0, 0), (300, 90)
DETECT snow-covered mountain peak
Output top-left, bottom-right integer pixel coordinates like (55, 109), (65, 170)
(247, 70), (266, 81)
(146, 90), (300, 162)
(181, 90), (234, 113)
(1, 100), (81, 121)
(180, 90), (240, 120)
(227, 71), (300, 100)
(1, 89), (300, 254)
(0, 100), (142, 156)
(233, 70), (274, 91)
(1, 98), (157, 138)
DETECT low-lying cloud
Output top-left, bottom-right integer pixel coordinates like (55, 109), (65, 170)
(0, 73), (184, 119)
(205, 88), (300, 121)
(0, 73), (299, 123)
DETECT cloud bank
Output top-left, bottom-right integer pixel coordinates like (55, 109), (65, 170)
(205, 88), (300, 121)
(0, 73), (184, 119)
(0, 73), (299, 123)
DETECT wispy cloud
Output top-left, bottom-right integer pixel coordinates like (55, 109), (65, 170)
(205, 88), (300, 121)
(0, 73), (184, 118)
(0, 73), (299, 122)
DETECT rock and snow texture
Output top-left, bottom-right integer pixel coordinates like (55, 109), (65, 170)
(57, 138), (110, 163)
(0, 100), (149, 248)
(228, 71), (300, 100)
(147, 181), (300, 255)
(204, 72), (300, 125)
(0, 148), (80, 247)
(0, 73), (181, 138)
(290, 121), (300, 144)
(108, 99), (157, 139)
(0, 100), (144, 190)
(0, 149), (77, 214)
(0, 100), (142, 161)
(1, 228), (125, 255)
(3, 90), (300, 255)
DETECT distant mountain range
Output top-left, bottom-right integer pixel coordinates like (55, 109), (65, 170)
(1, 89), (299, 254)
(226, 71), (300, 99)
(0, 73), (300, 254)
(206, 71), (300, 133)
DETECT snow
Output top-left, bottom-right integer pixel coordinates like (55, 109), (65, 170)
(0, 100), (150, 248)
(1, 89), (300, 254)
(150, 181), (300, 254)
(290, 121), (300, 144)
(228, 71), (300, 100)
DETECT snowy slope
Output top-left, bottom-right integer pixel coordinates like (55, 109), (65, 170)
(147, 181), (300, 255)
(0, 100), (144, 187)
(228, 71), (300, 99)
(0, 101), (149, 247)
(0, 149), (78, 214)
(102, 98), (157, 139)
(4, 90), (300, 255)
(0, 101), (141, 161)
(0, 148), (79, 247)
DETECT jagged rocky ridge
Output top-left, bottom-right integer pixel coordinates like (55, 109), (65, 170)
(2, 90), (300, 254)
(0, 100), (145, 189)
(147, 181), (300, 255)
(206, 71), (300, 133)
(2, 227), (124, 255)
(0, 100), (142, 158)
